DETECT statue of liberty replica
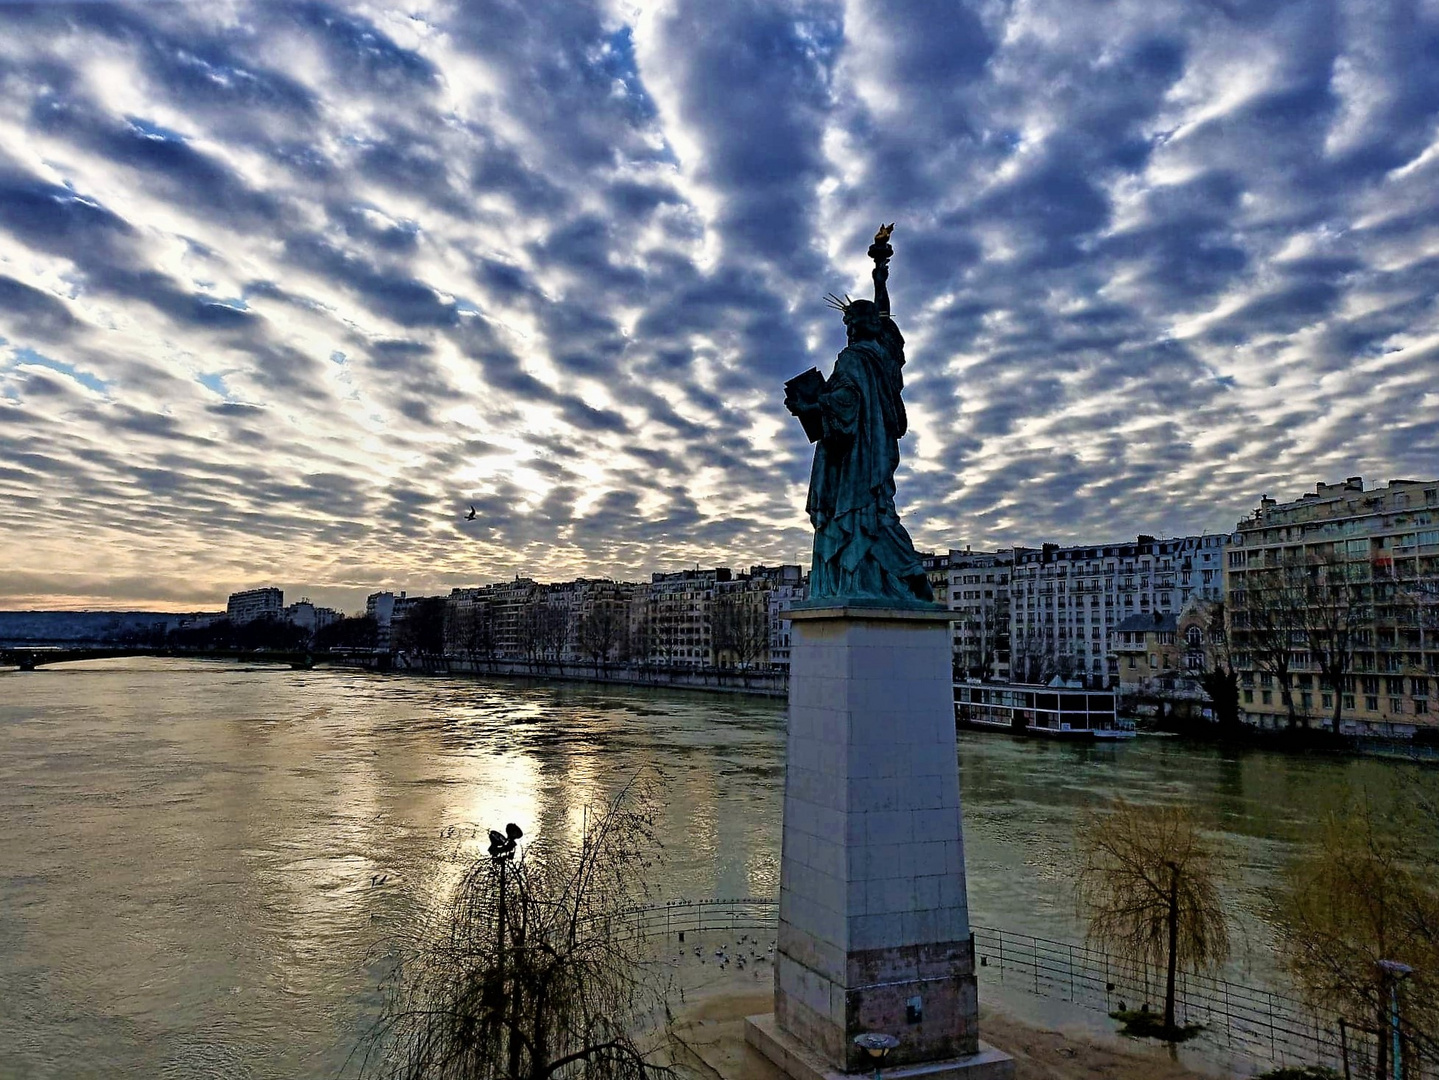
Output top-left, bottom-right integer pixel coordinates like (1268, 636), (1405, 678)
(752, 226), (1011, 1078)
(784, 225), (937, 607)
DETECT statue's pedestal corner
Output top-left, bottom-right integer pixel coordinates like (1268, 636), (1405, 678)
(786, 602), (953, 623)
(744, 1015), (1014, 1080)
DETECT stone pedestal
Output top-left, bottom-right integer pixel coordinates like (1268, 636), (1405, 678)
(746, 605), (1011, 1080)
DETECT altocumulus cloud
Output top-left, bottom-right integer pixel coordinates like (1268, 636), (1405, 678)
(1, 0), (1437, 610)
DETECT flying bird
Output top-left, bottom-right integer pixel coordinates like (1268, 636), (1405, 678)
(466, 505), (477, 520)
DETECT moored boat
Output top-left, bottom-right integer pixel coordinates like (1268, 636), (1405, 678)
(955, 679), (1136, 740)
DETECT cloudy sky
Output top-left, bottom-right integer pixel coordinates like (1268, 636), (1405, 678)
(1, 1), (1437, 612)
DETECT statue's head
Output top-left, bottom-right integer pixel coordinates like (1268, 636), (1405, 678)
(841, 298), (883, 343)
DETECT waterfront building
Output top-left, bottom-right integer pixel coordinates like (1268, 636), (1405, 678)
(919, 551), (950, 605)
(1009, 533), (1227, 686)
(638, 567), (731, 666)
(549, 578), (636, 663)
(757, 565), (807, 672)
(1112, 612), (1180, 696)
(284, 600), (340, 635)
(366, 590), (422, 652)
(1226, 477), (1439, 736)
(439, 579), (540, 660)
(227, 587), (283, 625)
(947, 548), (1014, 681)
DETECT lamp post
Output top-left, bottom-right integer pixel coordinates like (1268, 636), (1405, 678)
(853, 1032), (899, 1080)
(490, 824), (524, 1079)
(1377, 959), (1412, 1080)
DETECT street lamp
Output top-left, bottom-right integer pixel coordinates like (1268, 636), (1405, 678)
(1377, 959), (1412, 1080)
(853, 1032), (899, 1080)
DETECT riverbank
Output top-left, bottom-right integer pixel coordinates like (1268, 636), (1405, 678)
(330, 651), (787, 697)
(670, 978), (1227, 1080)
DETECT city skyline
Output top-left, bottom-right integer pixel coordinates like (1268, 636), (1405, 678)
(3, 2), (1437, 612)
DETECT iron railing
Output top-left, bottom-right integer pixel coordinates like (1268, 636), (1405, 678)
(615, 898), (1436, 1078)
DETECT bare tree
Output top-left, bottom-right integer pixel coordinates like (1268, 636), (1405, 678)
(1232, 564), (1305, 728)
(1196, 602), (1241, 732)
(1276, 796), (1439, 1079)
(1294, 555), (1369, 734)
(625, 603), (653, 667)
(1075, 800), (1229, 1037)
(956, 610), (999, 682)
(394, 598), (449, 667)
(579, 600), (626, 671)
(712, 590), (769, 669)
(356, 779), (674, 1080)
(520, 601), (569, 668)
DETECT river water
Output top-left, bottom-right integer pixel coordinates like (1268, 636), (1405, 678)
(1, 658), (1434, 1079)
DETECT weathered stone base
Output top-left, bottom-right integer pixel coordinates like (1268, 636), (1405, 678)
(775, 939), (978, 1070)
(745, 1013), (1013, 1080)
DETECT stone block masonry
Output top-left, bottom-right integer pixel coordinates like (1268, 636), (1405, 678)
(753, 605), (1010, 1078)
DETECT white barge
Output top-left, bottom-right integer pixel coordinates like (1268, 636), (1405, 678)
(955, 680), (1135, 740)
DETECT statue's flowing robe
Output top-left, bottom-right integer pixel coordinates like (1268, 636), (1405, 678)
(805, 338), (933, 604)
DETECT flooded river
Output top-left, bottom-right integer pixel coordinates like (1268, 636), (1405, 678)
(1, 658), (1433, 1078)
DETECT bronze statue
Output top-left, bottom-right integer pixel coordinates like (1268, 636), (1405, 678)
(785, 225), (935, 606)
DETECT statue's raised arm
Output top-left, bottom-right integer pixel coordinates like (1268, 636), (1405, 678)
(869, 222), (894, 316)
(784, 224), (937, 608)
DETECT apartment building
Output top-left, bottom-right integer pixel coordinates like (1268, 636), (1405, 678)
(228, 587), (283, 625)
(283, 599), (340, 634)
(1009, 534), (1227, 685)
(1226, 477), (1439, 736)
(636, 567), (732, 666)
(920, 552), (950, 605)
(947, 548), (1013, 681)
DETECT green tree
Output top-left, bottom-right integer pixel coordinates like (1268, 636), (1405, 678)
(1075, 800), (1230, 1037)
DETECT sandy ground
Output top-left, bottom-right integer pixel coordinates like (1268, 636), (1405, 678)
(668, 977), (1228, 1080)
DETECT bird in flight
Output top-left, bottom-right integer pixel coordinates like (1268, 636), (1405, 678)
(466, 505), (477, 520)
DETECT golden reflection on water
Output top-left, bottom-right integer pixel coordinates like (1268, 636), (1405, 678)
(4, 658), (1438, 1080)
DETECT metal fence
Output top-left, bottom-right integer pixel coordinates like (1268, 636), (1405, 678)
(616, 898), (1437, 1079)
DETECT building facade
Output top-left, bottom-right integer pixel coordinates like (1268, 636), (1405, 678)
(1112, 612), (1180, 696)
(947, 549), (1013, 681)
(228, 587), (283, 625)
(284, 600), (340, 635)
(1226, 477), (1439, 736)
(919, 552), (950, 605)
(1009, 533), (1227, 686)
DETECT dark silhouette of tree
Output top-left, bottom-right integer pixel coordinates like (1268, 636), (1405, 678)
(1196, 602), (1241, 732)
(394, 598), (448, 663)
(712, 591), (768, 668)
(1075, 800), (1229, 1037)
(1232, 563), (1305, 728)
(1294, 556), (1369, 734)
(315, 615), (378, 651)
(625, 603), (653, 666)
(356, 779), (674, 1080)
(166, 615), (307, 652)
(579, 600), (626, 670)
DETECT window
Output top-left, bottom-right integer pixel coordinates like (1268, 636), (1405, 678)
(1128, 656), (1136, 669)
(1344, 694), (1355, 710)
(1244, 689), (1254, 703)
(1323, 692), (1334, 708)
(1419, 699), (1429, 714)
(1390, 698), (1404, 714)
(1262, 691), (1272, 705)
(1149, 653), (1158, 668)
(1365, 695), (1379, 711)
